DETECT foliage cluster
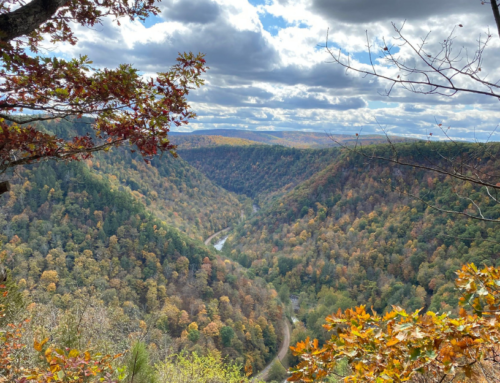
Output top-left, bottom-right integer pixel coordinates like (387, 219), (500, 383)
(156, 351), (264, 383)
(290, 263), (500, 382)
(0, 0), (207, 174)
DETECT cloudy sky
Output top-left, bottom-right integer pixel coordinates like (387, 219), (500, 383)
(53, 0), (500, 140)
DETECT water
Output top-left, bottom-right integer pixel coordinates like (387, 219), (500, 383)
(214, 235), (228, 251)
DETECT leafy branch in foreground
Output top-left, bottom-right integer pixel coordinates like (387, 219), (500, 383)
(0, 0), (208, 190)
(290, 263), (500, 383)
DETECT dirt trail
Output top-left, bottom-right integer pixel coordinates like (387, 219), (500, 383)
(253, 319), (291, 382)
(204, 227), (230, 246)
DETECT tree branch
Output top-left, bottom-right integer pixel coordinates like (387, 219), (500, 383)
(0, 138), (126, 173)
(0, 0), (70, 43)
(0, 112), (72, 124)
(490, 0), (500, 38)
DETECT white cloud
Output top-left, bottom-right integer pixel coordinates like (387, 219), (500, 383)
(42, 0), (500, 141)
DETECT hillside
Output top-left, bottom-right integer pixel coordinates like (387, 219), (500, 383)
(172, 129), (414, 149)
(31, 118), (249, 241)
(172, 135), (264, 149)
(179, 145), (340, 202)
(91, 148), (249, 241)
(222, 142), (500, 341)
(0, 159), (283, 372)
(2, 119), (498, 379)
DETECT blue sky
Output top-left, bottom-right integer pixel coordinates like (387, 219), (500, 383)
(56, 0), (500, 141)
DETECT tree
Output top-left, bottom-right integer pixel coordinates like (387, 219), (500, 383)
(267, 360), (287, 382)
(155, 351), (263, 383)
(125, 342), (156, 383)
(0, 282), (121, 382)
(220, 325), (235, 347)
(290, 263), (500, 382)
(279, 284), (291, 306)
(326, 1), (500, 223)
(0, 0), (207, 192)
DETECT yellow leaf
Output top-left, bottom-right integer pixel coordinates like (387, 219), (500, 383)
(34, 337), (49, 352)
(387, 338), (400, 346)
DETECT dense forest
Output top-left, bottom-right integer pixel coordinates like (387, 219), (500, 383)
(179, 145), (339, 202)
(3, 0), (498, 380)
(3, 119), (500, 382)
(35, 119), (249, 241)
(0, 157), (283, 375)
(181, 143), (500, 346)
(92, 148), (249, 241)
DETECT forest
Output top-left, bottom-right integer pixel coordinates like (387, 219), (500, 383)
(0, 142), (284, 381)
(2, 118), (500, 382)
(3, 124), (500, 381)
(181, 143), (500, 347)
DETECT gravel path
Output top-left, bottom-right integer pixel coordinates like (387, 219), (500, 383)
(204, 227), (230, 246)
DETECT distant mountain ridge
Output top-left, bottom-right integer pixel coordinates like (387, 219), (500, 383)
(171, 129), (415, 149)
(173, 135), (263, 149)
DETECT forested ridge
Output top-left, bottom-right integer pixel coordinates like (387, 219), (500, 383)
(172, 135), (264, 149)
(188, 142), (500, 345)
(34, 118), (249, 241)
(179, 145), (339, 201)
(172, 130), (414, 149)
(92, 148), (249, 241)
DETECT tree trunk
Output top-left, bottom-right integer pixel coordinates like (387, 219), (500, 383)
(491, 0), (500, 39)
(0, 0), (70, 43)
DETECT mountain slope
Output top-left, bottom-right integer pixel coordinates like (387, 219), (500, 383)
(92, 148), (248, 241)
(31, 118), (248, 242)
(172, 135), (264, 149)
(179, 145), (340, 202)
(0, 160), (283, 372)
(224, 143), (500, 340)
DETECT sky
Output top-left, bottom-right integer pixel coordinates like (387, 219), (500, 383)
(51, 0), (500, 141)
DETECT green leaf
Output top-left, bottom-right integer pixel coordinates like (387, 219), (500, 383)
(410, 348), (421, 361)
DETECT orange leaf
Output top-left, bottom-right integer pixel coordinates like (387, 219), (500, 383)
(34, 337), (48, 352)
(387, 338), (400, 346)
